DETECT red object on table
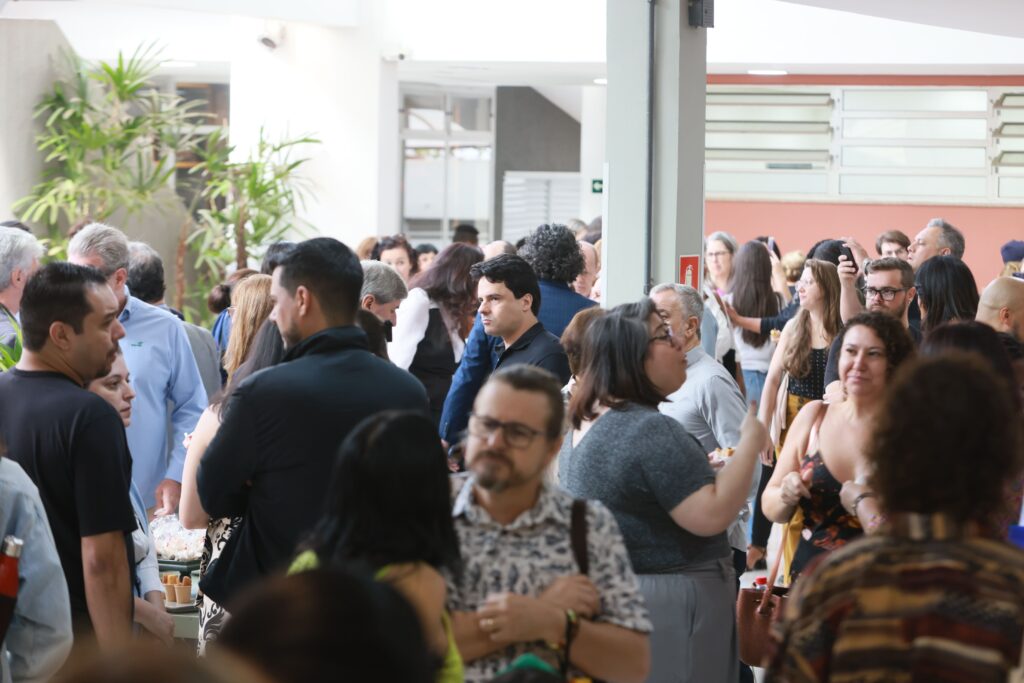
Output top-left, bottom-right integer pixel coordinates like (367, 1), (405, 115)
(0, 535), (23, 645)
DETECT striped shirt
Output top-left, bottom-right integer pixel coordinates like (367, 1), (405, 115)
(768, 513), (1024, 682)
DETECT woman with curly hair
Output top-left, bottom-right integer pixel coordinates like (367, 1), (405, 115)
(761, 312), (915, 581)
(373, 234), (419, 283)
(769, 353), (1024, 682)
(518, 223), (587, 286)
(390, 243), (483, 423)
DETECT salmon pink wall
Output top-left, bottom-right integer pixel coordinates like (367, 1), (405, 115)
(705, 200), (1022, 284)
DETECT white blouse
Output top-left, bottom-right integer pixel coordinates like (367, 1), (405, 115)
(387, 287), (466, 371)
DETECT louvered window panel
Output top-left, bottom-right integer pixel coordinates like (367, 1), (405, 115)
(501, 172), (580, 244)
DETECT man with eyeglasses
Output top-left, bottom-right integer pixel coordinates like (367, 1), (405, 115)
(824, 256), (920, 390)
(446, 365), (652, 683)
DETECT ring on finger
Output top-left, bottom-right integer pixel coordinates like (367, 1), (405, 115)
(481, 618), (495, 632)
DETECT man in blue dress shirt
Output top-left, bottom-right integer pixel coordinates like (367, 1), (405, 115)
(69, 224), (207, 513)
(440, 224), (595, 444)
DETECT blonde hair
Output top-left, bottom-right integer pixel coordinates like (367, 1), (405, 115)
(223, 274), (273, 377)
(355, 236), (379, 261)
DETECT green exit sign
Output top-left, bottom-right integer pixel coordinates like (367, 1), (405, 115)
(591, 179), (603, 194)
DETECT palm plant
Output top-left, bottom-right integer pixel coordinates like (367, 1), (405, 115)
(0, 312), (21, 371)
(14, 44), (207, 243)
(182, 128), (318, 323)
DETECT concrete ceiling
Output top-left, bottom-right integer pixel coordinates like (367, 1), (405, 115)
(76, 0), (361, 26)
(779, 0), (1024, 41)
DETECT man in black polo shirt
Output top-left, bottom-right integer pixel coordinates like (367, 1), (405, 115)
(473, 255), (570, 384)
(0, 263), (136, 653)
(196, 238), (429, 607)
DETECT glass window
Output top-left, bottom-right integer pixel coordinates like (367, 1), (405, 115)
(840, 174), (987, 197)
(403, 139), (445, 219)
(450, 96), (492, 132)
(403, 93), (445, 131)
(705, 172), (828, 194)
(706, 105), (832, 122)
(999, 177), (1024, 197)
(843, 90), (987, 112)
(705, 132), (831, 151)
(842, 146), (986, 169)
(447, 145), (492, 222)
(843, 118), (987, 140)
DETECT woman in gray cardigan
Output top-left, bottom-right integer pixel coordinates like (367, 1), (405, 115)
(558, 299), (764, 683)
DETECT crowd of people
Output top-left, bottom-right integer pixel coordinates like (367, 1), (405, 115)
(0, 213), (1022, 683)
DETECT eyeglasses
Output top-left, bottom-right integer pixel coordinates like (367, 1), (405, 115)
(468, 413), (544, 449)
(706, 251), (730, 259)
(863, 287), (907, 302)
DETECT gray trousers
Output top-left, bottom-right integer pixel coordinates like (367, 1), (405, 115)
(637, 557), (738, 683)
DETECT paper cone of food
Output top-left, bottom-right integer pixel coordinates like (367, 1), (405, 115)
(174, 582), (191, 604)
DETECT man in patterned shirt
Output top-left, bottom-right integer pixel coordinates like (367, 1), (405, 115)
(446, 365), (652, 683)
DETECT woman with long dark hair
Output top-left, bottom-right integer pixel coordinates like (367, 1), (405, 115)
(749, 259), (842, 571)
(915, 255), (979, 334)
(291, 411), (462, 683)
(389, 242), (483, 423)
(728, 242), (782, 408)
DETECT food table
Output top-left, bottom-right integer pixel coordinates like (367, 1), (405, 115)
(152, 515), (205, 642)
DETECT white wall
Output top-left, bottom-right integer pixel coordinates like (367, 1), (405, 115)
(229, 17), (399, 248)
(578, 86), (606, 222)
(0, 19), (72, 224)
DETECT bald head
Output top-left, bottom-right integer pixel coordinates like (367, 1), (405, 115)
(483, 240), (516, 260)
(574, 241), (598, 297)
(977, 276), (1024, 342)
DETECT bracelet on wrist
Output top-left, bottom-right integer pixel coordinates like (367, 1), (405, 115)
(852, 491), (876, 516)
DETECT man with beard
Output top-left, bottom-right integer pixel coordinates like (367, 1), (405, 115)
(0, 262), (135, 656)
(445, 365), (651, 683)
(197, 237), (428, 608)
(825, 256), (919, 388)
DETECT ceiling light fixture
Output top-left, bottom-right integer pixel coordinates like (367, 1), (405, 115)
(162, 60), (198, 69)
(593, 77), (608, 85)
(747, 69), (788, 76)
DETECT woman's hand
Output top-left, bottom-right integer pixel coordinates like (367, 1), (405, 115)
(780, 469), (812, 507)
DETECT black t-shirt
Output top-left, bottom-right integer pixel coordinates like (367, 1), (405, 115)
(0, 369), (136, 626)
(494, 322), (571, 385)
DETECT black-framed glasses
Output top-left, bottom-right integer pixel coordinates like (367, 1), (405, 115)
(468, 413), (544, 449)
(863, 287), (907, 302)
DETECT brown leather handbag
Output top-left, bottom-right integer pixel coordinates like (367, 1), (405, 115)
(736, 541), (789, 667)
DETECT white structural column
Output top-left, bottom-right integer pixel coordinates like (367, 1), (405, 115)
(604, 0), (707, 307)
(579, 86), (607, 223)
(0, 20), (70, 223)
(229, 18), (401, 248)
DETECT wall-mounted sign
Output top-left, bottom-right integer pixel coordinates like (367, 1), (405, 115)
(591, 179), (603, 194)
(679, 255), (701, 288)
